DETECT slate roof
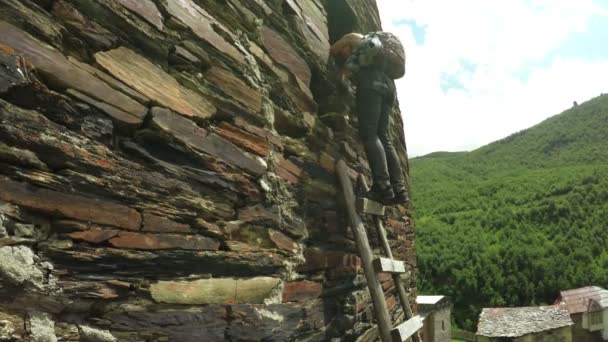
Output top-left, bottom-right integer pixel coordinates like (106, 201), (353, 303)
(417, 295), (446, 305)
(477, 306), (573, 337)
(417, 295), (450, 314)
(556, 286), (608, 314)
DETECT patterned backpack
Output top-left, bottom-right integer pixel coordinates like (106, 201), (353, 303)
(362, 31), (405, 80)
(337, 31), (406, 79)
(369, 31), (406, 79)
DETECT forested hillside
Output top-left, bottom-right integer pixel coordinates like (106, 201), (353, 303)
(411, 94), (608, 330)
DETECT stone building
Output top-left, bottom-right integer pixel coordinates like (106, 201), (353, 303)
(477, 306), (574, 342)
(417, 295), (452, 342)
(555, 286), (608, 341)
(0, 0), (416, 340)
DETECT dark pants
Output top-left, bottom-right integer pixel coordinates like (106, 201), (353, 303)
(355, 67), (404, 190)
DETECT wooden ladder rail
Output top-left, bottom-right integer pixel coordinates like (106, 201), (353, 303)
(337, 159), (424, 342)
(337, 159), (394, 342)
(358, 175), (422, 342)
(374, 216), (422, 342)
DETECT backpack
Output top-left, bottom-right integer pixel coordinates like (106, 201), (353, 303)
(372, 31), (406, 79)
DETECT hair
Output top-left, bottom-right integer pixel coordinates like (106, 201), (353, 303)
(330, 33), (364, 59)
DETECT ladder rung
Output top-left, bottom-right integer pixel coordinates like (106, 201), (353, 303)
(391, 315), (424, 342)
(356, 197), (385, 216)
(373, 257), (406, 274)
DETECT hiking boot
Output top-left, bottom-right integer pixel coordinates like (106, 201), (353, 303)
(391, 188), (410, 205)
(361, 185), (394, 205)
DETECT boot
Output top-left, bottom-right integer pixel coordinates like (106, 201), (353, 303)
(391, 187), (409, 205)
(362, 185), (394, 205)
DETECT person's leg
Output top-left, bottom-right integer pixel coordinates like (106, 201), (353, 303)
(356, 70), (393, 200)
(377, 78), (408, 202)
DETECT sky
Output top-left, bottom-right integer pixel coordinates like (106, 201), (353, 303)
(376, 0), (608, 157)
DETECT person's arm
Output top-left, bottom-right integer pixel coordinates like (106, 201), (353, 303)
(357, 34), (383, 67)
(330, 33), (364, 81)
(343, 34), (383, 75)
(344, 52), (360, 74)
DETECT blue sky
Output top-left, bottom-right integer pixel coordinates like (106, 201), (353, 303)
(551, 14), (608, 60)
(377, 0), (608, 157)
(395, 19), (426, 44)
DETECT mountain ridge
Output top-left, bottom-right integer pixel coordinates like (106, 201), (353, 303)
(410, 93), (608, 329)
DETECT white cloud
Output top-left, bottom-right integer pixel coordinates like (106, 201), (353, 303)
(376, 0), (608, 156)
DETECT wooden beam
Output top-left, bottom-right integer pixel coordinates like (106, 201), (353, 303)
(336, 159), (393, 342)
(356, 197), (385, 216)
(374, 216), (422, 342)
(391, 315), (424, 342)
(374, 257), (406, 274)
(359, 174), (421, 342)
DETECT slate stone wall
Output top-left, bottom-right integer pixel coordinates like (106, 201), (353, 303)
(0, 0), (416, 340)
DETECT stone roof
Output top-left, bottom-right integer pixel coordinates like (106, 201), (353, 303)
(417, 295), (446, 305)
(477, 306), (573, 337)
(417, 295), (451, 314)
(557, 286), (608, 314)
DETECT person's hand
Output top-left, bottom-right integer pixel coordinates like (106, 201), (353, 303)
(337, 68), (352, 92)
(337, 67), (353, 83)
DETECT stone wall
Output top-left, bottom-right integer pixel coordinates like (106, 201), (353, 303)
(572, 313), (603, 342)
(421, 305), (451, 342)
(0, 0), (416, 341)
(478, 326), (572, 342)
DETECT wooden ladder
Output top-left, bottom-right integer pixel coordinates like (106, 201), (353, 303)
(336, 160), (422, 342)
